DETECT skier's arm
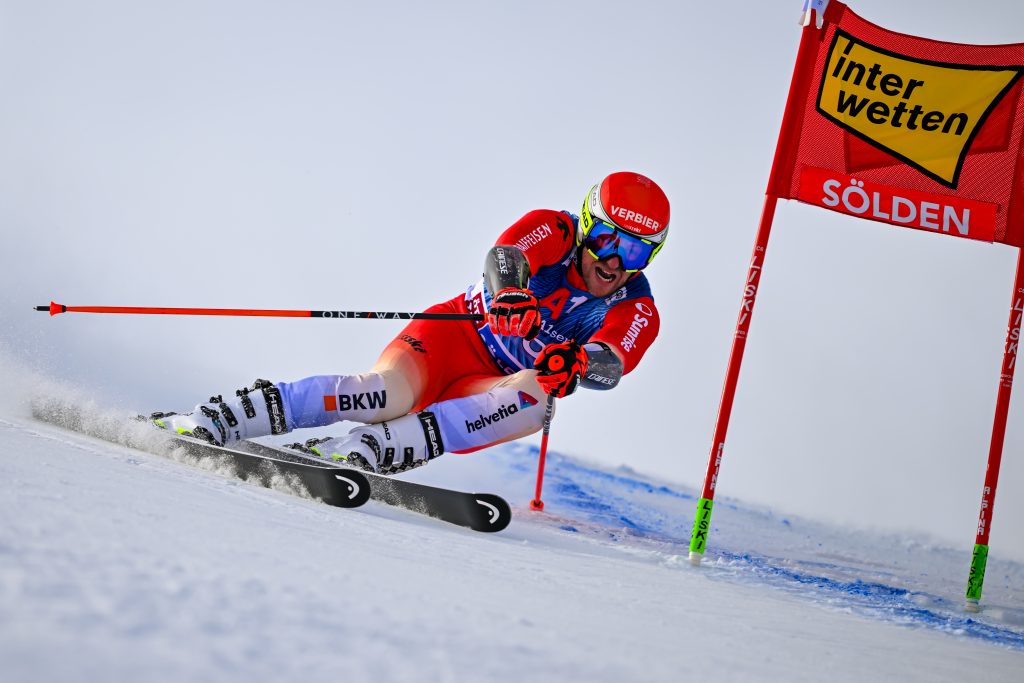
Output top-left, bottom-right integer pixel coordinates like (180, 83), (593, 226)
(579, 342), (624, 391)
(587, 296), (660, 378)
(483, 244), (531, 294)
(531, 305), (657, 395)
(532, 340), (623, 396)
(485, 209), (576, 294)
(484, 209), (573, 340)
(493, 209), (576, 273)
(483, 245), (540, 339)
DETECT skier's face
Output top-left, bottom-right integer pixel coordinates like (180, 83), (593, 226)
(579, 249), (630, 297)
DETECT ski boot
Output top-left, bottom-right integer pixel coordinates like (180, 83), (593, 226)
(286, 411), (444, 474)
(150, 379), (289, 446)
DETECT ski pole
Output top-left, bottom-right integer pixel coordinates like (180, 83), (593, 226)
(529, 337), (585, 511)
(530, 394), (556, 511)
(34, 301), (483, 322)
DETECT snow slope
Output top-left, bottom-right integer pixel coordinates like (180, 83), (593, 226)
(1, 389), (1022, 682)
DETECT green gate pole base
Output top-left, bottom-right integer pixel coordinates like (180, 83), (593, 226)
(964, 543), (989, 612)
(689, 497), (714, 565)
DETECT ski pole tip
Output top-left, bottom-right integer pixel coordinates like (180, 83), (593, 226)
(529, 499), (545, 511)
(35, 301), (66, 316)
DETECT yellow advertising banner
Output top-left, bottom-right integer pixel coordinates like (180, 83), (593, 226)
(816, 30), (1022, 188)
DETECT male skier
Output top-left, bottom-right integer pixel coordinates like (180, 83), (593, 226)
(152, 171), (669, 473)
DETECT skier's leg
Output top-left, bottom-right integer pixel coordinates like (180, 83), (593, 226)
(277, 368), (416, 428)
(150, 367), (420, 446)
(303, 370), (547, 472)
(149, 299), (472, 446)
(152, 296), (499, 449)
(430, 370), (550, 453)
(283, 301), (488, 433)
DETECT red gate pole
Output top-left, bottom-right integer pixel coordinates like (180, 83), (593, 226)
(965, 246), (1024, 611)
(688, 197), (777, 563)
(687, 17), (825, 565)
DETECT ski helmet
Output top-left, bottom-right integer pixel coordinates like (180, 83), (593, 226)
(578, 172), (670, 272)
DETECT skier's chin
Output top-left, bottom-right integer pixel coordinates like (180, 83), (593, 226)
(586, 265), (626, 296)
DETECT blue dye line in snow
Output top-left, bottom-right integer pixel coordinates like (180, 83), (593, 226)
(502, 443), (1024, 649)
(510, 444), (696, 502)
(717, 550), (1024, 650)
(506, 445), (726, 542)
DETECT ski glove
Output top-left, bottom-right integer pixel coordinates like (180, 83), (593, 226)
(488, 287), (542, 340)
(534, 340), (588, 398)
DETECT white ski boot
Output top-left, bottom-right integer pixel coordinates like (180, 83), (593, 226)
(290, 411), (444, 473)
(150, 379), (289, 446)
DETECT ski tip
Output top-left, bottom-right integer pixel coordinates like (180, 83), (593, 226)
(36, 301), (66, 316)
(332, 470), (372, 507)
(474, 494), (512, 533)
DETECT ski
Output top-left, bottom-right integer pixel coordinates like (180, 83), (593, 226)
(30, 401), (511, 532)
(169, 435), (372, 508)
(235, 441), (512, 533)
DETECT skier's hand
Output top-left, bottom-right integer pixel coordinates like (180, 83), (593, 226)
(534, 340), (588, 398)
(488, 287), (541, 340)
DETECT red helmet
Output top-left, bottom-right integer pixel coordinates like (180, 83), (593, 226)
(578, 172), (670, 272)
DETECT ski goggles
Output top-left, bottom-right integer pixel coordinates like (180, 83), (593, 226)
(579, 214), (662, 273)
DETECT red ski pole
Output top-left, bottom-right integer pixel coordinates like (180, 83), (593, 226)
(34, 301), (483, 322)
(530, 394), (556, 511)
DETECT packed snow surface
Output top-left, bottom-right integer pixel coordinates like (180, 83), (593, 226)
(2, 394), (1022, 682)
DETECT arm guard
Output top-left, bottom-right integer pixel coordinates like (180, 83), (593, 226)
(580, 342), (623, 391)
(484, 245), (531, 294)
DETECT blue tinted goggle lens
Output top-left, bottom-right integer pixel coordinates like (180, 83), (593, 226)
(583, 220), (657, 271)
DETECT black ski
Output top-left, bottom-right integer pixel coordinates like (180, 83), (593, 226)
(235, 441), (512, 533)
(170, 436), (371, 508)
(30, 401), (511, 532)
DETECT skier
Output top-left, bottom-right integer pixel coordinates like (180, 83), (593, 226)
(151, 171), (669, 473)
